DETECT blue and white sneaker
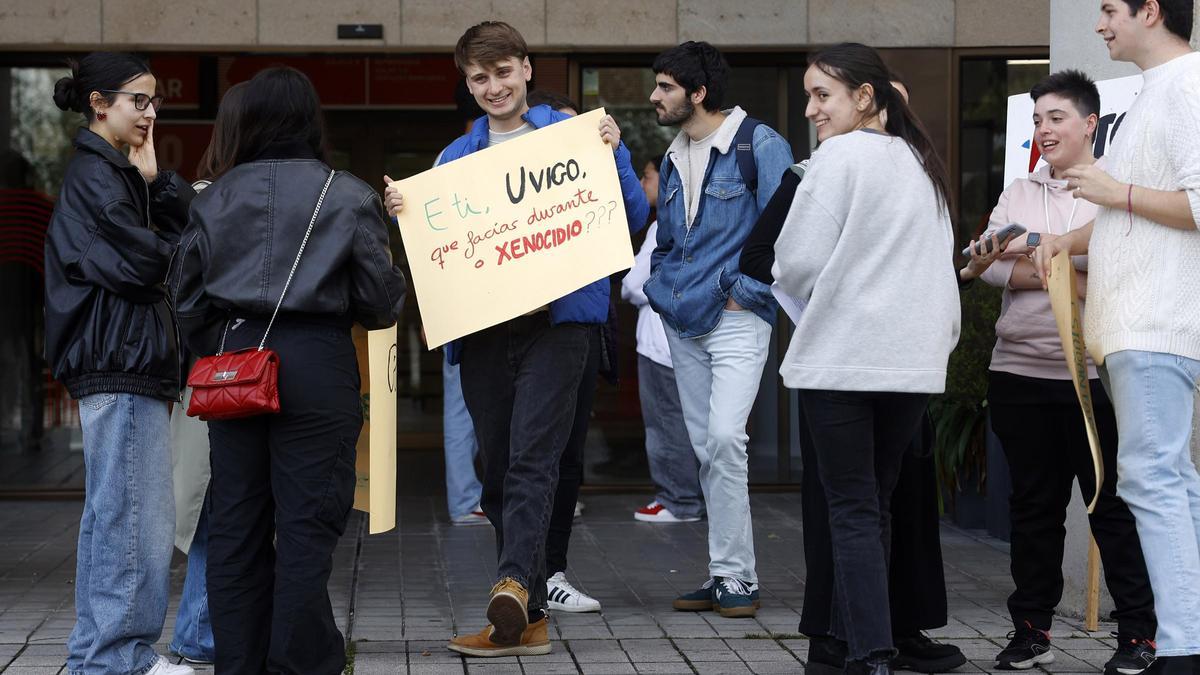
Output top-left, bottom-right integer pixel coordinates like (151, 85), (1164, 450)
(672, 578), (716, 611)
(713, 577), (759, 618)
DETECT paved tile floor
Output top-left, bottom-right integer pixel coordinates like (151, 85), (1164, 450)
(0, 493), (1122, 674)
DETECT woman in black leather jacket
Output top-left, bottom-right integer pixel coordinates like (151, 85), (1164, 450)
(45, 52), (196, 675)
(174, 67), (406, 675)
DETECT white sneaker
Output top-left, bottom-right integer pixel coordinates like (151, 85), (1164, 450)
(452, 506), (490, 526)
(634, 501), (700, 523)
(146, 655), (196, 675)
(573, 500), (584, 519)
(547, 572), (601, 613)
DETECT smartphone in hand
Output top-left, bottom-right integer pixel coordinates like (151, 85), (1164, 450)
(961, 223), (1027, 257)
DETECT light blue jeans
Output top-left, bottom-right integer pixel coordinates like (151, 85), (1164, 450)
(665, 310), (772, 583)
(68, 392), (174, 675)
(169, 501), (213, 663)
(443, 355), (482, 519)
(1103, 349), (1200, 656)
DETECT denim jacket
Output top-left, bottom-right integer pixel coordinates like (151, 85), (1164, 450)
(439, 104), (650, 364)
(646, 106), (794, 337)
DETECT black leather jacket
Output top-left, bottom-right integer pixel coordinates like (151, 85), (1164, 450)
(44, 128), (194, 401)
(174, 158), (406, 356)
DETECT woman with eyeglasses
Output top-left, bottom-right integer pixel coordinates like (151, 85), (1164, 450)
(45, 52), (196, 675)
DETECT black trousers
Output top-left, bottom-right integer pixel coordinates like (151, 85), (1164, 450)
(546, 326), (601, 576)
(989, 371), (1155, 637)
(799, 403), (949, 640)
(460, 314), (590, 615)
(206, 315), (361, 675)
(797, 389), (930, 659)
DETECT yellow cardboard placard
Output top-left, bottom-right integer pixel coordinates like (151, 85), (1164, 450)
(352, 324), (398, 534)
(390, 107), (633, 348)
(1047, 251), (1103, 513)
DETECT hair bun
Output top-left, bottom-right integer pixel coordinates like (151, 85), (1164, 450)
(52, 76), (80, 112)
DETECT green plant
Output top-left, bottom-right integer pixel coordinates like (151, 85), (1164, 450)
(930, 279), (1002, 511)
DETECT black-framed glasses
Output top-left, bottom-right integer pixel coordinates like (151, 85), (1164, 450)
(100, 90), (165, 112)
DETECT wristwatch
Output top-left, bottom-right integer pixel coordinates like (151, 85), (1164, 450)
(1026, 232), (1042, 248)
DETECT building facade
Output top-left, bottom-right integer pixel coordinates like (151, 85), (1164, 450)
(0, 0), (1053, 493)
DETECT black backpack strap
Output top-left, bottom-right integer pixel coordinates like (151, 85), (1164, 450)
(733, 117), (765, 196)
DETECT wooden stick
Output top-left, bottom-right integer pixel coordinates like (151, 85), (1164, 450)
(1085, 533), (1101, 631)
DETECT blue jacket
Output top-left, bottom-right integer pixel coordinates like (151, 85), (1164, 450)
(439, 104), (650, 364)
(646, 107), (793, 337)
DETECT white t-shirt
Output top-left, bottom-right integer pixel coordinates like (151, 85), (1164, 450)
(488, 123), (533, 147)
(685, 128), (719, 226)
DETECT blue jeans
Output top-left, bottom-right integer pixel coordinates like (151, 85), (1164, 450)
(443, 355), (482, 519)
(170, 501), (214, 662)
(1103, 349), (1200, 656)
(68, 392), (174, 675)
(666, 310), (772, 583)
(638, 355), (704, 519)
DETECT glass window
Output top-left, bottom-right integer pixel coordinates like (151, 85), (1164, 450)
(958, 57), (1049, 242)
(1, 67), (83, 492)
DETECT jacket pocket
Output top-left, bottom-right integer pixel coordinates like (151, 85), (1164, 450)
(317, 436), (358, 533)
(704, 179), (746, 201)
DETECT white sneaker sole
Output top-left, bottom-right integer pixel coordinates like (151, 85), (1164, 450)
(548, 599), (601, 613)
(448, 640), (551, 657)
(998, 651), (1055, 670)
(634, 512), (701, 523)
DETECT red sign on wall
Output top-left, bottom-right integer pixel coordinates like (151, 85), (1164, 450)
(219, 56), (368, 106)
(149, 56), (201, 108)
(369, 57), (459, 106)
(155, 122), (214, 181)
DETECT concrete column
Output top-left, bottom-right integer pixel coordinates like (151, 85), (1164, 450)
(1047, 0), (1200, 624)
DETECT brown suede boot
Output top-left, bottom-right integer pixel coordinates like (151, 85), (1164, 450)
(485, 577), (529, 646)
(447, 618), (551, 657)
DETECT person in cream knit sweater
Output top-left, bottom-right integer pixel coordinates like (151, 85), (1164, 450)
(771, 43), (959, 675)
(1033, 1), (1200, 670)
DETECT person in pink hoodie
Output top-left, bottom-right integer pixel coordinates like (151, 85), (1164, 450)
(974, 70), (1157, 674)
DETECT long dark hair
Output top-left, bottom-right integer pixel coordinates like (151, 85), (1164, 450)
(809, 43), (952, 212)
(196, 82), (248, 180)
(52, 52), (152, 122)
(230, 67), (326, 166)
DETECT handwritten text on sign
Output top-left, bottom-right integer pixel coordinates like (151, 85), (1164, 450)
(392, 108), (632, 348)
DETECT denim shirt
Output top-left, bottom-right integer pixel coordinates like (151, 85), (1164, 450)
(645, 107), (794, 338)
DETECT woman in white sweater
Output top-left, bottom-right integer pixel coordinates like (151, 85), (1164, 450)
(771, 43), (960, 675)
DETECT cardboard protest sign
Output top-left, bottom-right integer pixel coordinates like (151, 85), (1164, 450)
(1047, 251), (1103, 514)
(1004, 74), (1142, 188)
(391, 108), (633, 348)
(352, 324), (399, 534)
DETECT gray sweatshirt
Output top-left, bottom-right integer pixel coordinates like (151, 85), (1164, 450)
(771, 130), (960, 393)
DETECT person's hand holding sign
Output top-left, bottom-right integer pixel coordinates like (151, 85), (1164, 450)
(598, 114), (621, 149)
(382, 175), (404, 218)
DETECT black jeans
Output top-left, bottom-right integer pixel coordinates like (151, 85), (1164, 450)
(989, 371), (1156, 637)
(799, 405), (948, 638)
(546, 326), (601, 577)
(460, 314), (590, 615)
(799, 389), (930, 660)
(206, 314), (361, 675)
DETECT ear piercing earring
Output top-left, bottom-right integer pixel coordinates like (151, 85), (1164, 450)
(96, 111), (106, 120)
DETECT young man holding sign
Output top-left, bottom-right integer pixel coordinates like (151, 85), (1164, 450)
(644, 42), (793, 618)
(384, 21), (648, 657)
(1034, 1), (1200, 670)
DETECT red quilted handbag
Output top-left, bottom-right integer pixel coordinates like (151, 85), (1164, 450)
(185, 169), (336, 420)
(186, 348), (281, 420)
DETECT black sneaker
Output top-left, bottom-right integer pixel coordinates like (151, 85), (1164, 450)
(1104, 634), (1157, 675)
(996, 622), (1054, 670)
(894, 632), (968, 672)
(804, 634), (847, 675)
